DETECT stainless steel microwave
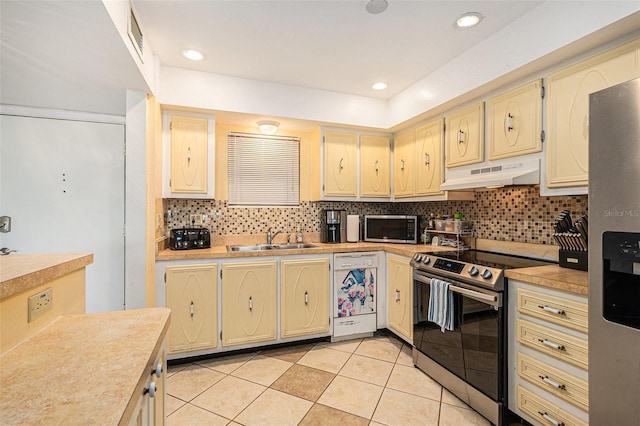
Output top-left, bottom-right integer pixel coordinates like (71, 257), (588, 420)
(364, 215), (418, 244)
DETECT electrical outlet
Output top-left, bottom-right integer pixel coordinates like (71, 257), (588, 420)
(28, 287), (53, 322)
(189, 214), (203, 226)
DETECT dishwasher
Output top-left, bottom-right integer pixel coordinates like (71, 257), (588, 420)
(333, 252), (378, 340)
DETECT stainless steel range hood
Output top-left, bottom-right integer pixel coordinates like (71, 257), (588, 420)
(440, 159), (540, 191)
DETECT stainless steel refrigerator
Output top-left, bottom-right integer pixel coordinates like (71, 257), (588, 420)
(589, 77), (640, 426)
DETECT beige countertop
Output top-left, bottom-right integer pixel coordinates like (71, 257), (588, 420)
(0, 252), (93, 301)
(0, 307), (171, 425)
(505, 265), (589, 296)
(157, 241), (453, 261)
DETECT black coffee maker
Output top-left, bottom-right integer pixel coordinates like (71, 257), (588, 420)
(321, 209), (346, 243)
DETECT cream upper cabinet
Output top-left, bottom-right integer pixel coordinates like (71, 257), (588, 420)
(165, 264), (217, 354)
(221, 261), (277, 347)
(387, 253), (413, 342)
(359, 135), (390, 198)
(393, 130), (415, 197)
(546, 40), (640, 188)
(281, 258), (330, 339)
(323, 130), (357, 197)
(487, 80), (543, 160)
(415, 119), (444, 196)
(445, 102), (484, 168)
(170, 116), (208, 194)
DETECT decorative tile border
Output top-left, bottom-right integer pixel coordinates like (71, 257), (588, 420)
(165, 186), (587, 246)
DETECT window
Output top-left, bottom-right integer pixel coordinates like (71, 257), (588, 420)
(228, 132), (300, 206)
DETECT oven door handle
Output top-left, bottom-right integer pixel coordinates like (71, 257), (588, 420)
(413, 273), (498, 304)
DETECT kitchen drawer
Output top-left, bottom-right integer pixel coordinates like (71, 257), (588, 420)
(516, 319), (588, 370)
(518, 352), (588, 412)
(518, 385), (588, 426)
(517, 288), (588, 333)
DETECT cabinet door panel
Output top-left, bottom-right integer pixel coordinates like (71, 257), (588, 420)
(222, 262), (277, 346)
(360, 135), (390, 197)
(170, 116), (208, 193)
(281, 258), (330, 338)
(393, 130), (415, 197)
(487, 80), (542, 160)
(166, 264), (217, 354)
(546, 40), (640, 188)
(415, 119), (444, 195)
(387, 254), (413, 341)
(324, 131), (357, 196)
(445, 103), (484, 167)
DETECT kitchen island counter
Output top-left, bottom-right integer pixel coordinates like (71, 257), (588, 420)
(0, 307), (170, 425)
(505, 264), (588, 296)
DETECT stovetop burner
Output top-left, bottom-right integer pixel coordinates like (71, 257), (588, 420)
(411, 249), (556, 291)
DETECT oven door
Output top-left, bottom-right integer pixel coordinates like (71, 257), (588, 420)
(413, 270), (504, 402)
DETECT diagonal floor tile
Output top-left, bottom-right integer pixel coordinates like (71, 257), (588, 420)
(438, 403), (491, 426)
(441, 388), (471, 409)
(191, 375), (266, 420)
(165, 394), (186, 416)
(260, 343), (315, 363)
(231, 354), (293, 386)
(235, 388), (313, 426)
(338, 354), (394, 386)
(270, 364), (335, 401)
(354, 337), (402, 363)
(386, 364), (442, 401)
(316, 338), (363, 353)
(297, 346), (352, 373)
(194, 352), (257, 374)
(166, 364), (226, 402)
(396, 344), (414, 366)
(167, 403), (229, 426)
(317, 375), (384, 419)
(299, 403), (369, 426)
(372, 388), (440, 426)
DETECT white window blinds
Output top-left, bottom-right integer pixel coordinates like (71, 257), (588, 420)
(228, 132), (300, 206)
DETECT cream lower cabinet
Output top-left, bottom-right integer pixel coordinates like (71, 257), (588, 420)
(281, 258), (330, 338)
(546, 39), (640, 188)
(221, 261), (277, 347)
(130, 339), (166, 426)
(165, 264), (217, 354)
(386, 253), (413, 342)
(508, 280), (588, 426)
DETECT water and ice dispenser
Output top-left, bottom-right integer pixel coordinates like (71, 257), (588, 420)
(602, 231), (640, 330)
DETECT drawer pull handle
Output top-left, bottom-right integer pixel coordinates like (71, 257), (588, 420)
(249, 296), (253, 311)
(400, 159), (405, 171)
(537, 411), (564, 426)
(395, 289), (400, 302)
(375, 160), (379, 173)
(304, 291), (309, 305)
(538, 339), (566, 351)
(538, 375), (566, 390)
(190, 301), (194, 317)
(507, 113), (514, 132)
(339, 158), (344, 170)
(538, 305), (566, 315)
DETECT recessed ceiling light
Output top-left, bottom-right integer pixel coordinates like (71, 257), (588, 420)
(455, 12), (483, 29)
(372, 82), (388, 90)
(365, 0), (388, 14)
(182, 49), (204, 61)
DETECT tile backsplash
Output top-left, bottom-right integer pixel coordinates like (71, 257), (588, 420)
(165, 186), (587, 245)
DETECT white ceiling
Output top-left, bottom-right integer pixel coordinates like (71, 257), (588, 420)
(132, 0), (544, 100)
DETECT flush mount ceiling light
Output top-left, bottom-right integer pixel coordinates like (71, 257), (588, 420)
(182, 49), (204, 61)
(366, 0), (388, 14)
(455, 12), (483, 29)
(257, 120), (279, 134)
(372, 82), (388, 90)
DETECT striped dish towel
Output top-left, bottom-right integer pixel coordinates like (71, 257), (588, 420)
(427, 278), (455, 332)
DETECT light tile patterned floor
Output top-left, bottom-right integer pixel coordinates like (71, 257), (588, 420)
(166, 335), (491, 426)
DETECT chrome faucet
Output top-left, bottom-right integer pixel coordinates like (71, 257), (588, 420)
(266, 227), (283, 245)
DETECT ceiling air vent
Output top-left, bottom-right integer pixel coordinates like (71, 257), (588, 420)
(128, 4), (143, 62)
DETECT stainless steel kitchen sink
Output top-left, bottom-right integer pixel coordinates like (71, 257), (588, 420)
(226, 243), (320, 252)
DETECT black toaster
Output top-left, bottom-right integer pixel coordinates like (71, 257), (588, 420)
(170, 228), (211, 250)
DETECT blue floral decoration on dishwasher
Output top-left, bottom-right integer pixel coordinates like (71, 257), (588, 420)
(337, 268), (375, 317)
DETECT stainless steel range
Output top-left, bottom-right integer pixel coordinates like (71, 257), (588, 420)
(410, 249), (553, 425)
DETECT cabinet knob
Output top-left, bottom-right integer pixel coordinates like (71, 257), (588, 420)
(144, 382), (157, 398)
(152, 363), (163, 378)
